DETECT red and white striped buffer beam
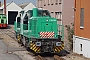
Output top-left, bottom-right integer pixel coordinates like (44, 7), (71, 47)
(40, 32), (54, 38)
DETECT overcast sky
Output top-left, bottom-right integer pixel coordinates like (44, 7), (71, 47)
(0, 0), (36, 6)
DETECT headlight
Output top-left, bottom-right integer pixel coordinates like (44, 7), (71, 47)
(46, 20), (48, 21)
(56, 42), (61, 46)
(36, 42), (41, 46)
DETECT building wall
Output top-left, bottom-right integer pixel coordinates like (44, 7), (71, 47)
(73, 35), (90, 58)
(74, 0), (90, 58)
(62, 0), (74, 44)
(6, 2), (22, 12)
(6, 2), (22, 24)
(0, 9), (3, 14)
(74, 0), (90, 39)
(23, 3), (36, 11)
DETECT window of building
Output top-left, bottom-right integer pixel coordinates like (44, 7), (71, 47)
(56, 0), (58, 2)
(55, 12), (62, 20)
(56, 0), (58, 5)
(55, 12), (57, 18)
(48, 0), (50, 5)
(51, 12), (54, 17)
(59, 0), (62, 4)
(80, 44), (82, 51)
(38, 0), (42, 7)
(44, 0), (46, 6)
(51, 0), (53, 5)
(80, 8), (84, 28)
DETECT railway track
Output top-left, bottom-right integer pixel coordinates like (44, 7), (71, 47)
(0, 29), (65, 60)
(36, 55), (45, 60)
(54, 55), (64, 60)
(36, 55), (64, 60)
(0, 29), (24, 47)
(0, 29), (15, 40)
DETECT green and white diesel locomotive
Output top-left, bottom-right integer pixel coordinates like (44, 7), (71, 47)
(0, 14), (7, 28)
(14, 8), (64, 54)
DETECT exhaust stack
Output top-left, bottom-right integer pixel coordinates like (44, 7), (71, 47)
(33, 8), (38, 17)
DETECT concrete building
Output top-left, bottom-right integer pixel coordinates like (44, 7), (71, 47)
(73, 0), (90, 58)
(0, 1), (36, 25)
(37, 0), (74, 48)
(63, 0), (74, 45)
(0, 1), (3, 14)
(0, 8), (3, 14)
(0, 1), (22, 24)
(18, 2), (36, 11)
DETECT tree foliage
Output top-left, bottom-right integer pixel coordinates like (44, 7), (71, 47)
(65, 23), (74, 50)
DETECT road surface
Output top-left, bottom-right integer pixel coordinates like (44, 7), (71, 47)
(0, 40), (21, 60)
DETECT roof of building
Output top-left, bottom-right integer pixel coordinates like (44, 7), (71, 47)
(0, 1), (35, 11)
(0, 1), (19, 9)
(18, 2), (30, 9)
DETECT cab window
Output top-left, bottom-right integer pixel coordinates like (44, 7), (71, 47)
(38, 10), (51, 17)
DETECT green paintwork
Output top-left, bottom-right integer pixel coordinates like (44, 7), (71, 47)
(14, 22), (20, 32)
(0, 14), (7, 24)
(14, 8), (64, 41)
(28, 17), (57, 38)
(33, 8), (37, 17)
(27, 17), (64, 40)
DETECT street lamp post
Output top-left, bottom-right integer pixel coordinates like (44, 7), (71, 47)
(4, 0), (6, 15)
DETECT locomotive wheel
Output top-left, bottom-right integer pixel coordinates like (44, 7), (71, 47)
(58, 49), (68, 56)
(22, 36), (26, 46)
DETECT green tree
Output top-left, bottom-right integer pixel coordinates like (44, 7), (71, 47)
(65, 23), (74, 50)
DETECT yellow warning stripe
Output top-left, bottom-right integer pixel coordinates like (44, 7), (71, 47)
(30, 43), (41, 52)
(17, 35), (20, 42)
(54, 43), (64, 53)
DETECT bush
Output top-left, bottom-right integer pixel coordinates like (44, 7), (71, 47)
(65, 23), (74, 50)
